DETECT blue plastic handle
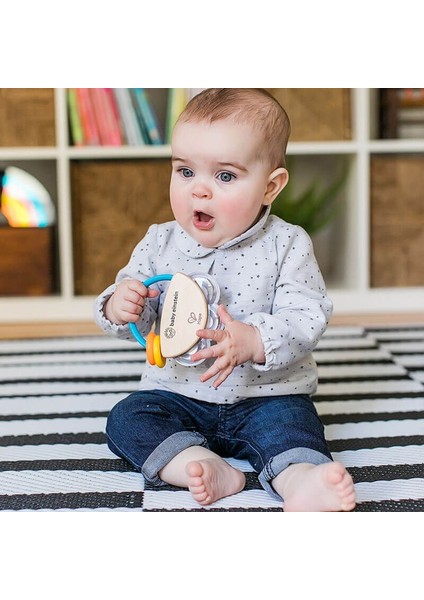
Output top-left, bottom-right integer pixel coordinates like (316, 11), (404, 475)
(128, 274), (173, 348)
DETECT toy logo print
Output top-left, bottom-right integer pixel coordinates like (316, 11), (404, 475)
(188, 312), (202, 325)
(164, 327), (176, 339)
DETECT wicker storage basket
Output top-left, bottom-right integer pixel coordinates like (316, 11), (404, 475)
(267, 88), (351, 141)
(371, 155), (424, 287)
(0, 89), (55, 147)
(0, 227), (55, 295)
(71, 159), (174, 295)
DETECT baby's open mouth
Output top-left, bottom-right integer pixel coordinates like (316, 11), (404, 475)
(193, 211), (215, 230)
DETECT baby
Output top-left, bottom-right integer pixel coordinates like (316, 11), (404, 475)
(95, 88), (356, 511)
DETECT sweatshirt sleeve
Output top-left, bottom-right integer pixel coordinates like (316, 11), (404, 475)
(93, 224), (161, 340)
(244, 225), (333, 371)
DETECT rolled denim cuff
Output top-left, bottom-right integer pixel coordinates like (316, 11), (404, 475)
(258, 448), (333, 502)
(141, 431), (208, 487)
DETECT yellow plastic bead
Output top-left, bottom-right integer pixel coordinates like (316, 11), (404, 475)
(146, 332), (156, 366)
(153, 334), (166, 368)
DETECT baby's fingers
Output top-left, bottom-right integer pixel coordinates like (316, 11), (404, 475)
(196, 328), (225, 342)
(211, 366), (234, 388)
(200, 360), (234, 388)
(190, 338), (220, 364)
(123, 281), (159, 305)
(124, 289), (144, 306)
(147, 288), (160, 298)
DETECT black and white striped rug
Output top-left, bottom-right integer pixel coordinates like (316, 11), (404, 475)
(1, 325), (423, 511)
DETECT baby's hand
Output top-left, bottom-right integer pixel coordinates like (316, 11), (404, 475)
(105, 279), (159, 325)
(190, 305), (265, 388)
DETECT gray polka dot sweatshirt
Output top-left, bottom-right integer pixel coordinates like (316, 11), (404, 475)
(94, 207), (333, 404)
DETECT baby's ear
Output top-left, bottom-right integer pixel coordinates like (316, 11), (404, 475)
(263, 168), (289, 206)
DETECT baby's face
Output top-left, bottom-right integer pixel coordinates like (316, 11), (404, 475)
(170, 118), (273, 247)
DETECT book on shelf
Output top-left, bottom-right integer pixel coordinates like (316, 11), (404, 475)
(379, 89), (424, 139)
(130, 88), (163, 145)
(105, 89), (124, 142)
(397, 103), (424, 139)
(67, 88), (193, 147)
(67, 88), (84, 146)
(76, 88), (100, 146)
(397, 88), (424, 107)
(165, 88), (188, 143)
(128, 91), (150, 144)
(113, 88), (145, 146)
(89, 88), (123, 146)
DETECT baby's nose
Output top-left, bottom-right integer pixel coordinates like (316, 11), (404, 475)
(192, 180), (212, 199)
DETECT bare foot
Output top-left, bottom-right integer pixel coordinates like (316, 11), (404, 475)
(185, 458), (246, 505)
(273, 462), (356, 512)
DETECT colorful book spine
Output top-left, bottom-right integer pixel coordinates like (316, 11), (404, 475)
(165, 88), (188, 143)
(67, 88), (84, 146)
(380, 89), (424, 139)
(89, 88), (123, 146)
(131, 88), (163, 145)
(129, 90), (150, 144)
(113, 88), (145, 146)
(106, 88), (121, 126)
(103, 88), (124, 146)
(76, 88), (100, 146)
(398, 88), (424, 107)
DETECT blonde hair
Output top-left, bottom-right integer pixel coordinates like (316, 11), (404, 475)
(176, 88), (291, 169)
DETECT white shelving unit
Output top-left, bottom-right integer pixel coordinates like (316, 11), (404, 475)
(0, 88), (423, 323)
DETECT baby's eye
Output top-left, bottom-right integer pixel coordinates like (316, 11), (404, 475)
(217, 171), (235, 183)
(179, 168), (194, 178)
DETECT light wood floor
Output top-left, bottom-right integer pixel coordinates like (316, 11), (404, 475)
(0, 313), (424, 339)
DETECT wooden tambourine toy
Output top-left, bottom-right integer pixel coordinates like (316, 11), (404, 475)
(129, 272), (221, 368)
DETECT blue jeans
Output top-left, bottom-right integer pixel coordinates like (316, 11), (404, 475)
(106, 390), (333, 501)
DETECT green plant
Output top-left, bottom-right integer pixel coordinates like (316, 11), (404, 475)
(271, 160), (348, 236)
